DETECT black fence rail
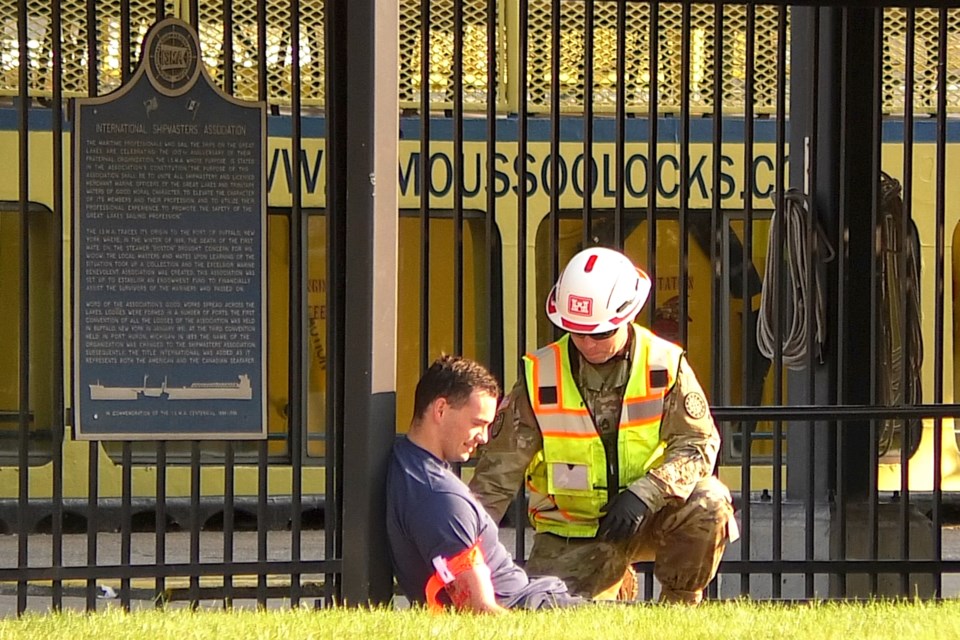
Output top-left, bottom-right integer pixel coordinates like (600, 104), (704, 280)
(3, 0), (960, 614)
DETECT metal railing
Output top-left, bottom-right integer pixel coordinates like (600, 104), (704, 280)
(3, 0), (960, 614)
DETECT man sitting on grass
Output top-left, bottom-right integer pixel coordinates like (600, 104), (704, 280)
(386, 354), (583, 612)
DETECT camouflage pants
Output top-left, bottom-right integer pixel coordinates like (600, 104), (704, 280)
(523, 476), (735, 605)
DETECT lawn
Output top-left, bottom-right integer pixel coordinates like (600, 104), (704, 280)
(2, 600), (959, 640)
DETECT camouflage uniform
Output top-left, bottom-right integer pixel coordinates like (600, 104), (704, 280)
(468, 328), (736, 604)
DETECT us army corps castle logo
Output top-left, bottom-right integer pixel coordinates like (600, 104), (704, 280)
(146, 20), (200, 95)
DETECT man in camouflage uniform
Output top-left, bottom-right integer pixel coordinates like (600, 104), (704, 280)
(468, 247), (737, 605)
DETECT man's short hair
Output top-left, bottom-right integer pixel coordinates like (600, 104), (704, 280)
(413, 354), (501, 421)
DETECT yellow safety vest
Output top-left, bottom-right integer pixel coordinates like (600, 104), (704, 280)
(523, 324), (684, 537)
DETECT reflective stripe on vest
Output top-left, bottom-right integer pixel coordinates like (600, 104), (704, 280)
(522, 324), (684, 538)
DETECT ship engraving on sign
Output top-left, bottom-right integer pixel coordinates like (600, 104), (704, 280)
(89, 374), (253, 401)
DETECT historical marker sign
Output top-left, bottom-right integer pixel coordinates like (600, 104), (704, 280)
(74, 18), (267, 439)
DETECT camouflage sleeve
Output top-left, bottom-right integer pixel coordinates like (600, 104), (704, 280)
(627, 355), (721, 513)
(467, 377), (543, 524)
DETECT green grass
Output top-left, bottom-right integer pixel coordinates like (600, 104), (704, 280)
(2, 601), (960, 640)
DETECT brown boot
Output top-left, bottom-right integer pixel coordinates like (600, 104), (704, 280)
(617, 565), (638, 601)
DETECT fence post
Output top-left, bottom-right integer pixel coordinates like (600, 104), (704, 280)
(326, 0), (400, 606)
(788, 6), (876, 503)
(786, 6), (836, 503)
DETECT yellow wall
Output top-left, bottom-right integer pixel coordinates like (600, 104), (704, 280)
(3, 128), (959, 496)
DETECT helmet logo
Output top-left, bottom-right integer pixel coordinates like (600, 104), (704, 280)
(567, 295), (593, 316)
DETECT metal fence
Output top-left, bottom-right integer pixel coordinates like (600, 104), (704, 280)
(1, 0), (341, 614)
(3, 0), (960, 614)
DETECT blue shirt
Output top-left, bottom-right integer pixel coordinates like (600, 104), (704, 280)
(386, 437), (579, 609)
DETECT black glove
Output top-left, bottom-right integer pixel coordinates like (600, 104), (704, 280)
(597, 491), (648, 541)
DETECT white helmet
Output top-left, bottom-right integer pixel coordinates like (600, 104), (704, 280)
(545, 247), (651, 334)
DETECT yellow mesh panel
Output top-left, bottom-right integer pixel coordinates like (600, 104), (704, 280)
(399, 0), (508, 111)
(5, 3), (960, 115)
(524, 1), (787, 115)
(720, 5), (788, 115)
(0, 0), (176, 97)
(196, 0), (325, 105)
(883, 8), (960, 115)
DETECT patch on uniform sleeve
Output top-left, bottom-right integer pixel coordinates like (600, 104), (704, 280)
(683, 392), (708, 420)
(488, 396), (510, 440)
(489, 412), (505, 439)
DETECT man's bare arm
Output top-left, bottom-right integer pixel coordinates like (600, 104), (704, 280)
(445, 565), (509, 614)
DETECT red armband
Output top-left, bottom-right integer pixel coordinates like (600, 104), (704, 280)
(424, 541), (486, 612)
